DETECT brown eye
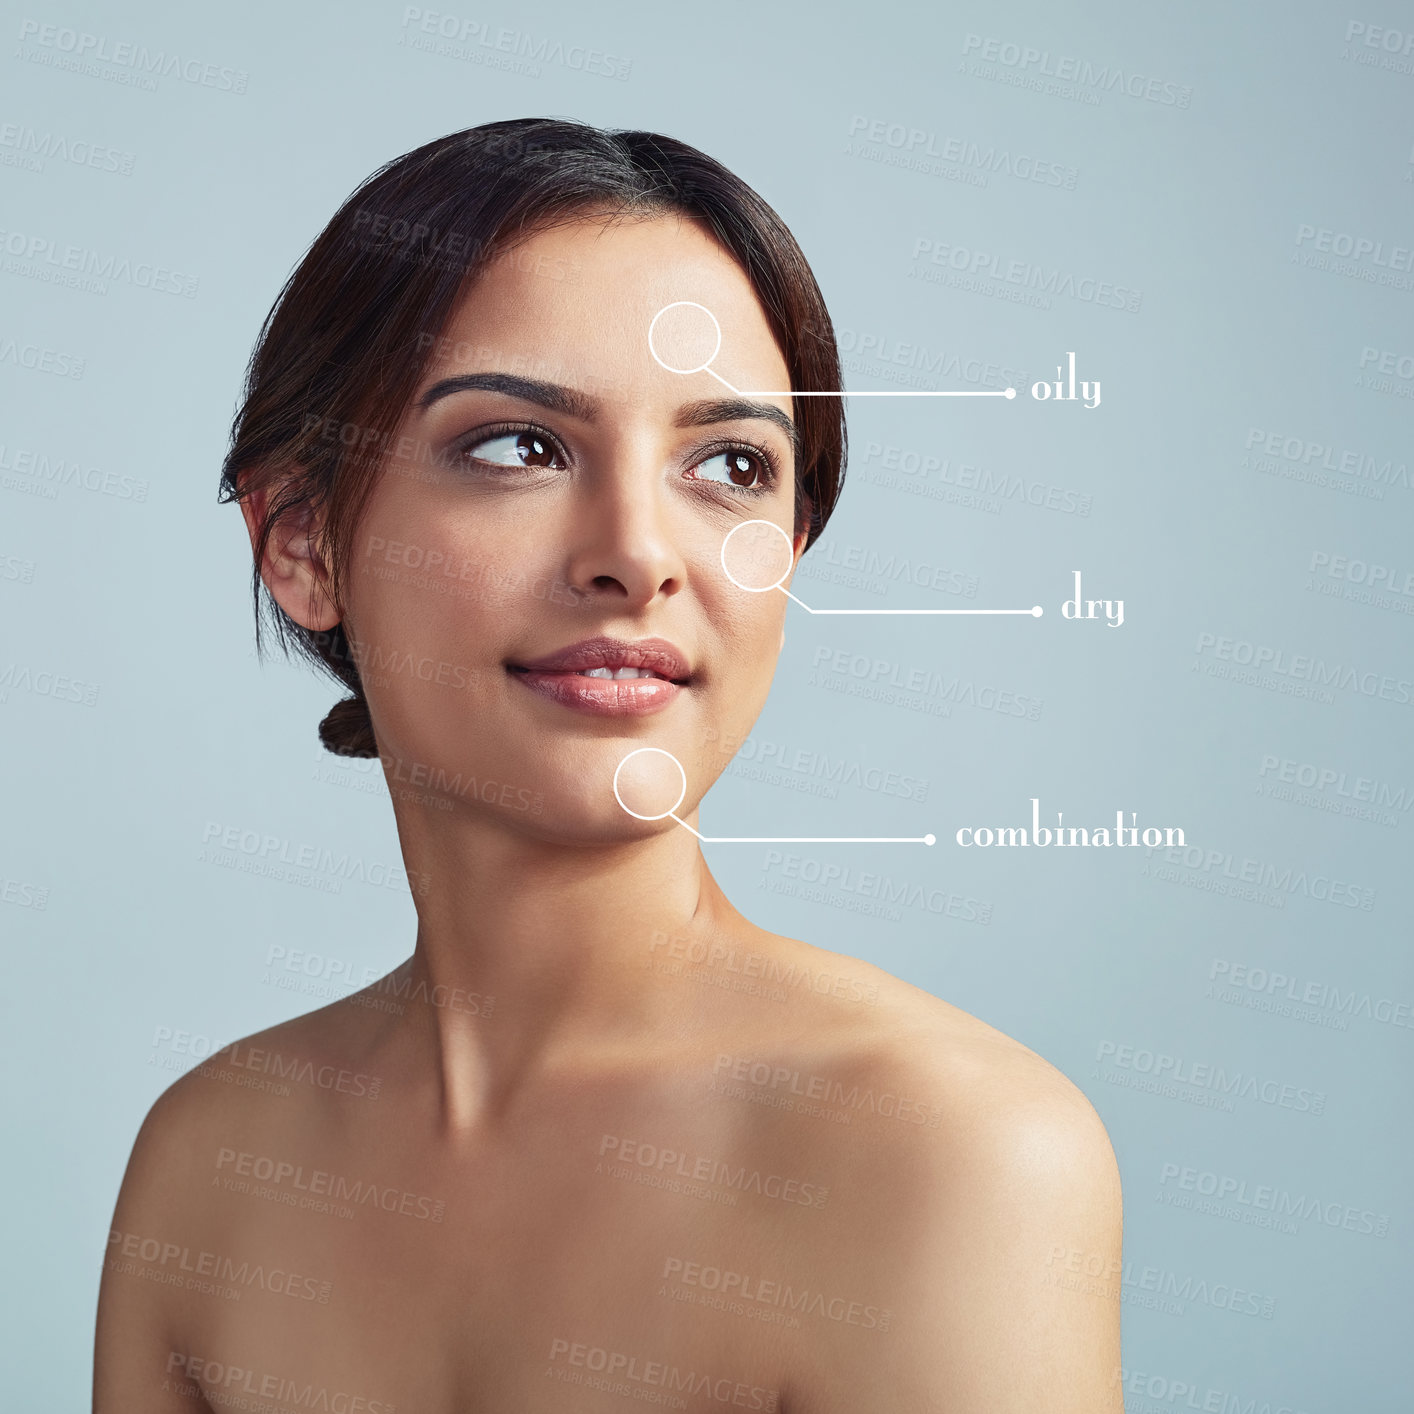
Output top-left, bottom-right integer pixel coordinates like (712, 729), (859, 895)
(727, 452), (759, 487)
(694, 448), (772, 491)
(464, 429), (563, 469)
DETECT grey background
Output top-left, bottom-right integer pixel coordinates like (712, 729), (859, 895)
(2, 1), (1410, 1407)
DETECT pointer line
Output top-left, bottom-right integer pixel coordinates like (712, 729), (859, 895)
(702, 367), (1014, 398)
(671, 816), (936, 845)
(780, 588), (1043, 617)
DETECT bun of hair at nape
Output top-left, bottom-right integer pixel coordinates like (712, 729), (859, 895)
(318, 693), (378, 758)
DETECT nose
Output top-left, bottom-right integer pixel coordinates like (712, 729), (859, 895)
(562, 460), (687, 611)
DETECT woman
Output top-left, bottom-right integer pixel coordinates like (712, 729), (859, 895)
(94, 118), (1122, 1413)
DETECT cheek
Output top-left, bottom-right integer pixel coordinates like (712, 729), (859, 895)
(688, 594), (784, 783)
(704, 564), (786, 645)
(700, 583), (786, 715)
(348, 479), (543, 641)
(340, 518), (507, 732)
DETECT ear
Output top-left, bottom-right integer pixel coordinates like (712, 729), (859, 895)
(238, 479), (341, 632)
(791, 491), (815, 565)
(782, 494), (813, 654)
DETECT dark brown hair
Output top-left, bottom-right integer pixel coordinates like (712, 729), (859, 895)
(219, 118), (848, 757)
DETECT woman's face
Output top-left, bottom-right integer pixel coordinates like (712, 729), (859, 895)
(340, 212), (806, 841)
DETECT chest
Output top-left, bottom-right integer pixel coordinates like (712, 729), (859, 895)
(176, 1101), (827, 1412)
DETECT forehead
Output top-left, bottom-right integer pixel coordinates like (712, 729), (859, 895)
(428, 212), (788, 394)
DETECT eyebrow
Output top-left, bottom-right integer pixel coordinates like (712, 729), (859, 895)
(416, 372), (799, 453)
(675, 398), (799, 456)
(418, 372), (598, 422)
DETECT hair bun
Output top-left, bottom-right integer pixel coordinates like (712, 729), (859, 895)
(318, 693), (378, 758)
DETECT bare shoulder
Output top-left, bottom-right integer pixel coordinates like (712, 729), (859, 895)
(106, 992), (386, 1257)
(764, 936), (1124, 1413)
(856, 973), (1120, 1225)
(104, 975), (410, 1279)
(96, 995), (382, 1408)
(772, 931), (1114, 1147)
(140, 988), (383, 1143)
(726, 929), (1122, 1239)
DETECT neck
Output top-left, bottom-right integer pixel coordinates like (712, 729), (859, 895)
(377, 791), (743, 1131)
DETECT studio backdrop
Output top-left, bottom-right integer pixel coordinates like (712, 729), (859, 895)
(2, 2), (1409, 1409)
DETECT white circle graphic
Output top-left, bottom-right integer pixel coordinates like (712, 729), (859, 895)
(721, 519), (794, 593)
(648, 301), (723, 375)
(612, 747), (689, 821)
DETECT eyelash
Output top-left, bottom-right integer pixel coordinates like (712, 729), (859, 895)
(686, 438), (780, 498)
(449, 422), (781, 497)
(450, 422), (564, 475)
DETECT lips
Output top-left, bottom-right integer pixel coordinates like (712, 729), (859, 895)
(508, 637), (691, 681)
(507, 636), (691, 717)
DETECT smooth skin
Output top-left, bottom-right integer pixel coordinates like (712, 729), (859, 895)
(95, 213), (1123, 1413)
